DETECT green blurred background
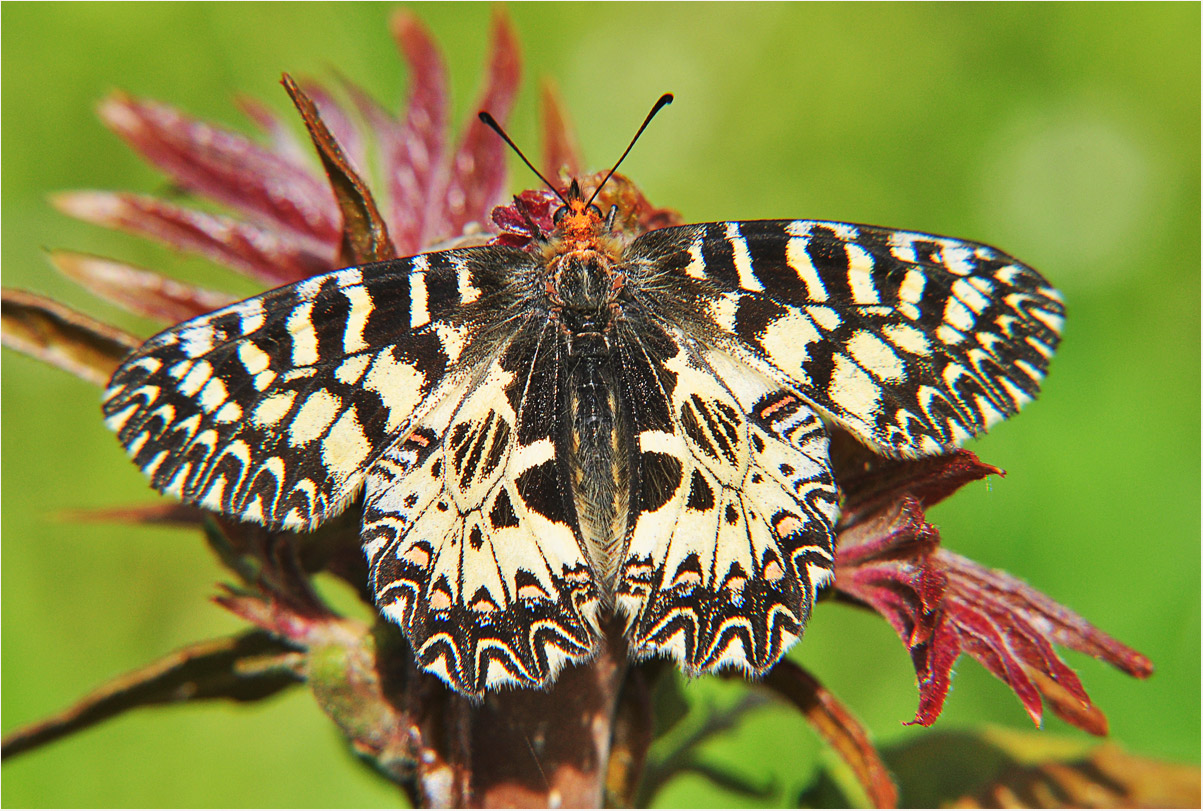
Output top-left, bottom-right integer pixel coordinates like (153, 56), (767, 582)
(3, 3), (1198, 807)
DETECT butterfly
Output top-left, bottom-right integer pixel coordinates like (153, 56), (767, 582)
(102, 94), (1064, 696)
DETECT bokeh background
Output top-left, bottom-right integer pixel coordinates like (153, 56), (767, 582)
(3, 3), (1198, 807)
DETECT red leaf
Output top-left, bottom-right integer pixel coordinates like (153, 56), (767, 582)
(833, 456), (1152, 734)
(435, 8), (521, 242)
(941, 551), (1154, 680)
(99, 92), (341, 247)
(387, 10), (449, 254)
(54, 189), (337, 286)
(837, 444), (1002, 526)
(933, 549), (1150, 732)
(491, 188), (559, 246)
(48, 250), (235, 324)
(540, 80), (582, 181)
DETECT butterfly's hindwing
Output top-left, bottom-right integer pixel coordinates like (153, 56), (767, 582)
(628, 221), (1065, 457)
(364, 319), (600, 696)
(613, 322), (837, 676)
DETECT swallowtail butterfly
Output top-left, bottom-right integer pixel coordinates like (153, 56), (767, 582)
(103, 94), (1064, 696)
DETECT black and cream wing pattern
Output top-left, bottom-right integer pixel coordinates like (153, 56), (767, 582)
(104, 251), (486, 531)
(104, 195), (1063, 696)
(627, 220), (1064, 458)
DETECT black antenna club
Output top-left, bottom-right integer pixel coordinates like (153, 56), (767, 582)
(586, 93), (673, 208)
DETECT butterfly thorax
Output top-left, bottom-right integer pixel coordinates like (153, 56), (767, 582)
(543, 197), (626, 310)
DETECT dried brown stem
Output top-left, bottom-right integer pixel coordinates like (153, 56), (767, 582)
(282, 74), (396, 265)
(1, 632), (301, 761)
(1, 288), (137, 385)
(759, 661), (898, 809)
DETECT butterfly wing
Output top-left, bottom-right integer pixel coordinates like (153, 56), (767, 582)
(627, 220), (1065, 457)
(364, 318), (601, 696)
(611, 319), (837, 676)
(102, 248), (530, 530)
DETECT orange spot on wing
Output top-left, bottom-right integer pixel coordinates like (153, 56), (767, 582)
(401, 544), (431, 568)
(759, 394), (799, 419)
(471, 596), (500, 614)
(518, 583), (549, 601)
(773, 512), (807, 538)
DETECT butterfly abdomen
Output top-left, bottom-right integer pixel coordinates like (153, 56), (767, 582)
(564, 348), (630, 591)
(553, 249), (633, 593)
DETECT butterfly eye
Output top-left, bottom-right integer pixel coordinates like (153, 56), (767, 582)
(552, 206), (568, 225)
(588, 204), (603, 219)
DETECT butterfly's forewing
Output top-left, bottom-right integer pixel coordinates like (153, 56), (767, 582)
(629, 220), (1065, 457)
(102, 249), (517, 530)
(611, 319), (837, 676)
(364, 318), (601, 696)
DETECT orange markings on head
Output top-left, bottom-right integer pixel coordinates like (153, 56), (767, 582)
(559, 200), (596, 233)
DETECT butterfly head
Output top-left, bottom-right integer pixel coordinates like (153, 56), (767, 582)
(551, 179), (609, 240)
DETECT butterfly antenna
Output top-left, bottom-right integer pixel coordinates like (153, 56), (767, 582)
(478, 111), (569, 205)
(586, 93), (674, 208)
